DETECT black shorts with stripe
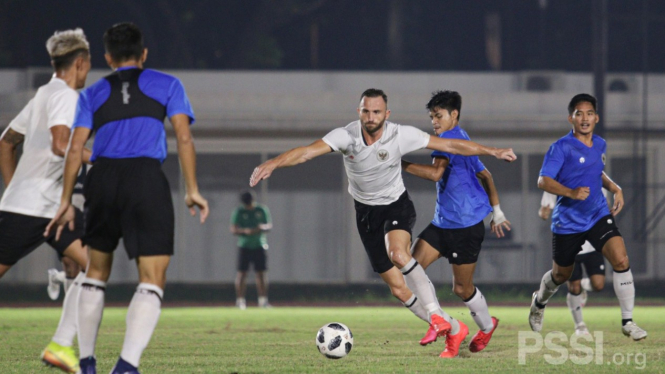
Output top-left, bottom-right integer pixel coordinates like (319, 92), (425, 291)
(83, 157), (174, 259)
(0, 208), (84, 266)
(552, 214), (621, 267)
(354, 191), (416, 274)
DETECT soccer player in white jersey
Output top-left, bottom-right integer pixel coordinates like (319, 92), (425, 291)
(401, 91), (509, 357)
(539, 190), (607, 335)
(250, 89), (516, 352)
(529, 93), (646, 341)
(0, 28), (92, 373)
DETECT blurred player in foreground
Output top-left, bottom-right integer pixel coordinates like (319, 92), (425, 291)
(47, 22), (209, 374)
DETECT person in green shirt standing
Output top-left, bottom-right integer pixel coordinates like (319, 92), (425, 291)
(230, 190), (272, 309)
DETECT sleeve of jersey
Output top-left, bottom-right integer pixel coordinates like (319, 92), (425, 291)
(541, 191), (557, 208)
(539, 143), (565, 179)
(72, 90), (93, 130)
(471, 156), (486, 173)
(166, 78), (196, 125)
(7, 98), (34, 134)
(47, 90), (79, 129)
(398, 125), (430, 155)
(322, 127), (351, 152)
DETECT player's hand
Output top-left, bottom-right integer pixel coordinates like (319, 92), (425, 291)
(538, 206), (552, 220)
(495, 148), (516, 162)
(570, 187), (590, 200)
(611, 189), (624, 216)
(185, 191), (209, 224)
(490, 207), (511, 238)
(250, 161), (276, 187)
(44, 203), (75, 241)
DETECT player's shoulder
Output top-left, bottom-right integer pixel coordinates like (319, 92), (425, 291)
(440, 125), (468, 140)
(82, 77), (111, 97)
(592, 134), (607, 147)
(341, 120), (361, 136)
(141, 68), (181, 85)
(551, 131), (575, 147)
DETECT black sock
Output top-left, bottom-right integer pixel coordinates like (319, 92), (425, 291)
(622, 318), (633, 326)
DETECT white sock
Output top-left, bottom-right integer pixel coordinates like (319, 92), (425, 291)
(64, 277), (74, 292)
(566, 292), (584, 327)
(580, 278), (593, 292)
(613, 268), (635, 320)
(463, 288), (493, 333)
(258, 296), (268, 306)
(401, 258), (444, 321)
(51, 272), (84, 346)
(536, 270), (560, 306)
(78, 278), (106, 359)
(120, 283), (163, 367)
(403, 294), (428, 323)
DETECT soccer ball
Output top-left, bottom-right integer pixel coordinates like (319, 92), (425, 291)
(315, 322), (354, 359)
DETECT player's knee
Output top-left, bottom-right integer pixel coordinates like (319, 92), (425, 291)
(592, 281), (605, 291)
(612, 256), (629, 271)
(552, 270), (570, 284)
(388, 248), (411, 269)
(452, 283), (473, 299)
(567, 282), (581, 295)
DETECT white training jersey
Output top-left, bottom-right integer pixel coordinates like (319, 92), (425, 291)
(322, 120), (430, 205)
(541, 190), (608, 255)
(0, 76), (79, 218)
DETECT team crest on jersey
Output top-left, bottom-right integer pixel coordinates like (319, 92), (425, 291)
(377, 149), (389, 161)
(602, 153), (606, 165)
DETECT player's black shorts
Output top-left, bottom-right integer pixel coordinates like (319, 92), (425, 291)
(0, 209), (84, 266)
(570, 251), (606, 281)
(354, 191), (417, 274)
(83, 157), (174, 260)
(552, 214), (621, 267)
(416, 220), (485, 265)
(237, 247), (268, 272)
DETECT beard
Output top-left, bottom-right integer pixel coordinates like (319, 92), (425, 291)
(362, 120), (384, 134)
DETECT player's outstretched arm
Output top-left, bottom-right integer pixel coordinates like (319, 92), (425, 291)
(602, 172), (624, 215)
(249, 139), (332, 187)
(426, 135), (516, 162)
(401, 157), (448, 182)
(172, 114), (209, 224)
(538, 176), (589, 201)
(477, 169), (511, 238)
(0, 128), (24, 186)
(45, 127), (90, 241)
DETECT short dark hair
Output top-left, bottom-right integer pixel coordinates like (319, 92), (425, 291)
(568, 93), (597, 115)
(360, 88), (388, 105)
(426, 90), (462, 120)
(103, 22), (144, 62)
(240, 190), (256, 205)
(51, 48), (89, 70)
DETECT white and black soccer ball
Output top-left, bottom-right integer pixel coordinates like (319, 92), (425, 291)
(316, 322), (353, 359)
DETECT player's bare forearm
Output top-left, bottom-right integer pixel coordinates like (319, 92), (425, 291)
(401, 160), (438, 181)
(0, 128), (24, 186)
(426, 136), (516, 162)
(477, 169), (500, 206)
(82, 147), (93, 165)
(172, 114), (209, 223)
(61, 129), (89, 204)
(537, 175), (589, 200)
(602, 172), (621, 193)
(250, 139), (332, 186)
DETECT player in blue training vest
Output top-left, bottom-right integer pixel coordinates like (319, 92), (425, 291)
(402, 90), (510, 358)
(47, 22), (209, 374)
(528, 93), (647, 341)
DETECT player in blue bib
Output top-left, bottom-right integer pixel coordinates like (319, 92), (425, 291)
(47, 23), (209, 374)
(529, 93), (647, 341)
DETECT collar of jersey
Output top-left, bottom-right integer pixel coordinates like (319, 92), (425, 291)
(116, 66), (140, 71)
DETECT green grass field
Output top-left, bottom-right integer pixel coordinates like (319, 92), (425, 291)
(0, 306), (662, 373)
